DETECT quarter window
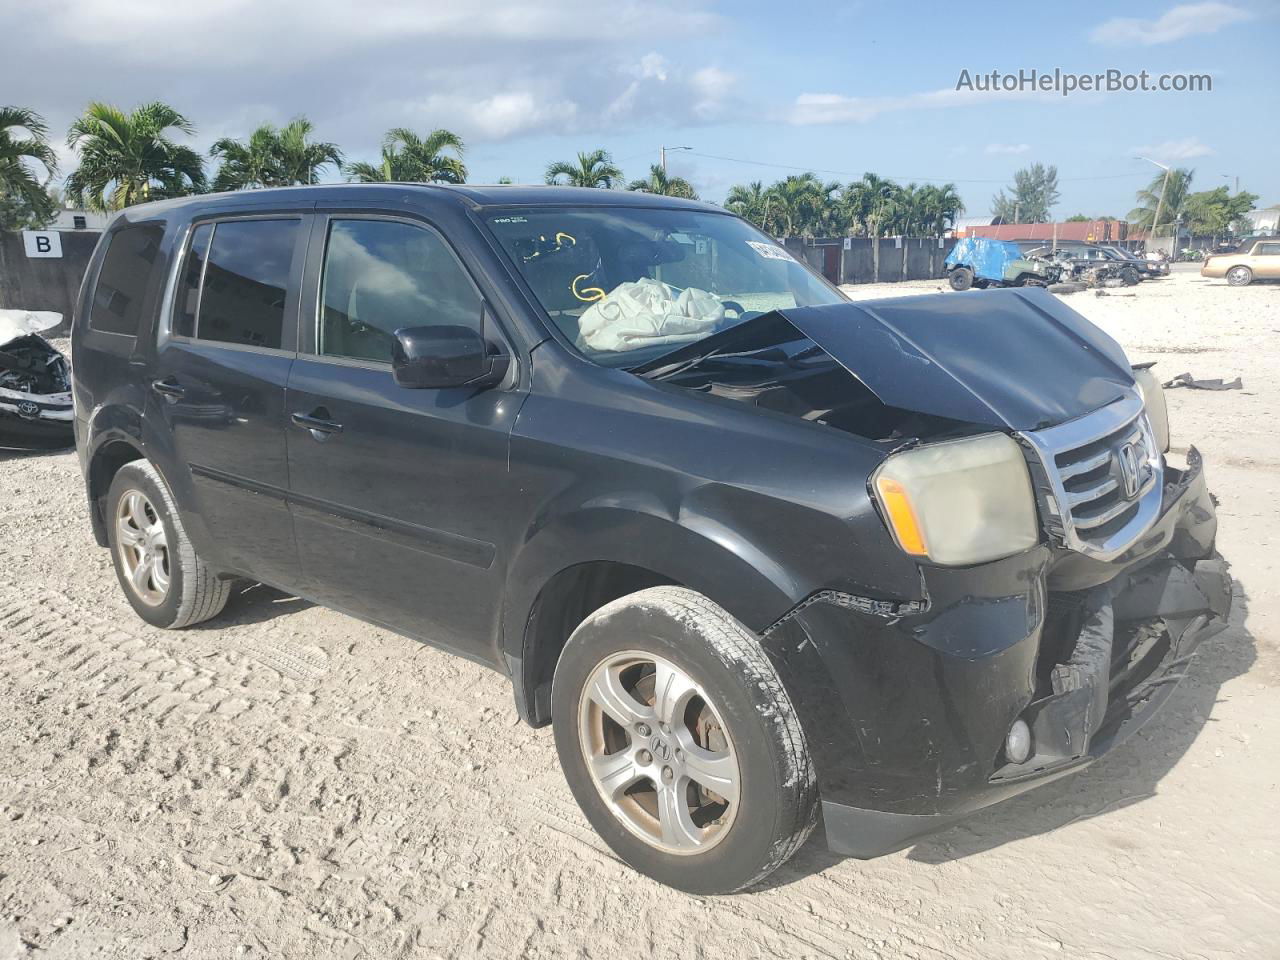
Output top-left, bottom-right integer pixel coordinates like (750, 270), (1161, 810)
(173, 223), (212, 339)
(90, 222), (164, 336)
(1256, 243), (1280, 256)
(318, 219), (482, 363)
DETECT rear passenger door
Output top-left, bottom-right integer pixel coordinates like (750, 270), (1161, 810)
(284, 213), (523, 661)
(144, 215), (309, 590)
(1251, 241), (1280, 278)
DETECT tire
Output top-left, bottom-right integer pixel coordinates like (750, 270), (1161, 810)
(1226, 265), (1253, 287)
(1048, 282), (1086, 294)
(105, 460), (231, 629)
(552, 587), (817, 894)
(1121, 266), (1141, 286)
(948, 267), (974, 291)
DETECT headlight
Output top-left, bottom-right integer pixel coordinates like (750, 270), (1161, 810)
(872, 433), (1039, 566)
(1132, 366), (1170, 452)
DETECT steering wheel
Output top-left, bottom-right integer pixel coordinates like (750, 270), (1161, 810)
(721, 300), (746, 317)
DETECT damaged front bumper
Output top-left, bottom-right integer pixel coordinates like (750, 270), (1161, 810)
(769, 450), (1231, 858)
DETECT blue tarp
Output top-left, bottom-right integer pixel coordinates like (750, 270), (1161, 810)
(945, 237), (1025, 282)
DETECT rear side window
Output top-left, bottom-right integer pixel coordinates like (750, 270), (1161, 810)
(172, 218), (299, 349)
(89, 222), (164, 336)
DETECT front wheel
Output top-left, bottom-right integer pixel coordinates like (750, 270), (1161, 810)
(552, 587), (817, 893)
(1226, 265), (1253, 287)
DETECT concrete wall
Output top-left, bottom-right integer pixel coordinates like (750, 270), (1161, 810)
(803, 236), (957, 285)
(0, 230), (101, 335)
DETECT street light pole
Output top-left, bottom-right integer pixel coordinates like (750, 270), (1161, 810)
(1222, 173), (1239, 192)
(1137, 156), (1172, 250)
(660, 145), (691, 173)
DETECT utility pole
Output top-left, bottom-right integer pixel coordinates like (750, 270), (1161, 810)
(1137, 156), (1172, 251)
(660, 145), (691, 173)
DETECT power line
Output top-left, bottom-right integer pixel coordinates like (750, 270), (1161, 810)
(685, 150), (1149, 185)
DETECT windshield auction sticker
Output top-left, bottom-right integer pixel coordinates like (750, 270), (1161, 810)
(747, 241), (796, 261)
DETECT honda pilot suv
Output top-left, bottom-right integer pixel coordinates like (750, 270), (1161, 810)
(72, 185), (1231, 893)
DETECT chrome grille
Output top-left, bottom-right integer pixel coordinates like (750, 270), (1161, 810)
(1020, 391), (1164, 561)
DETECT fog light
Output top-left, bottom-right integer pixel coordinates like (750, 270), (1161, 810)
(1005, 719), (1033, 764)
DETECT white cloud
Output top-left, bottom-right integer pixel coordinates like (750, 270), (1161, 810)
(789, 86), (1042, 125)
(7, 0), (732, 151)
(1091, 2), (1252, 46)
(604, 54), (736, 125)
(985, 143), (1031, 155)
(1130, 137), (1215, 161)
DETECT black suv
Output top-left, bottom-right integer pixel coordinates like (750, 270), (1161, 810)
(72, 185), (1231, 893)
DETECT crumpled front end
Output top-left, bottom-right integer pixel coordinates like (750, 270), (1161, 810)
(0, 332), (74, 451)
(767, 446), (1231, 859)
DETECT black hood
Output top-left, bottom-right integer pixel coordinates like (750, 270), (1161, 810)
(637, 287), (1136, 432)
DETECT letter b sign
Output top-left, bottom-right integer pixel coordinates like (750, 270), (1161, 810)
(23, 231), (63, 258)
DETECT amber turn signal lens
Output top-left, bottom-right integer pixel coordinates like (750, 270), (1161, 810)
(874, 475), (928, 557)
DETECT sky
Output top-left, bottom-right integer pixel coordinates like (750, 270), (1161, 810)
(3, 0), (1277, 219)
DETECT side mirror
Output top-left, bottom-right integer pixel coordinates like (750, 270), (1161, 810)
(391, 325), (510, 390)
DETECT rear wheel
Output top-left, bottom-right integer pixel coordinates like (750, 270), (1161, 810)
(106, 461), (231, 628)
(948, 266), (974, 291)
(552, 587), (817, 893)
(1226, 265), (1253, 287)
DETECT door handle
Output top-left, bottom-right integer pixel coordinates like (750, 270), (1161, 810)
(151, 377), (185, 398)
(291, 409), (343, 440)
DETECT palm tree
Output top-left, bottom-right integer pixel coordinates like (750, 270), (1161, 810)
(347, 127), (466, 184)
(763, 173), (828, 237)
(544, 149), (622, 188)
(725, 181), (771, 229)
(211, 117), (343, 190)
(0, 106), (58, 227)
(274, 117), (342, 185)
(1128, 168), (1194, 233)
(850, 173), (900, 238)
(627, 164), (697, 199)
(209, 124), (282, 190)
(65, 101), (206, 211)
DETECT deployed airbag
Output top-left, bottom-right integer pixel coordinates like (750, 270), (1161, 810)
(578, 279), (725, 352)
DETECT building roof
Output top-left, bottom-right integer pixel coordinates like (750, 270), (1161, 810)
(961, 220), (1131, 243)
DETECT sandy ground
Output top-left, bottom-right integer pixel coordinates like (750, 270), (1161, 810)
(1, 265), (1277, 960)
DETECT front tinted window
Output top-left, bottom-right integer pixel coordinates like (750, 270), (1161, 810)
(318, 219), (481, 363)
(196, 219), (299, 349)
(484, 209), (842, 367)
(90, 222), (164, 336)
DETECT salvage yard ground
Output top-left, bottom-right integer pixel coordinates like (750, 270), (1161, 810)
(1, 265), (1277, 959)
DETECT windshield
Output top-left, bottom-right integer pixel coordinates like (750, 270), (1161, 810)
(484, 207), (844, 367)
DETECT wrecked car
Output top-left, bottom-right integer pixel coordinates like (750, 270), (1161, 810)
(0, 310), (73, 450)
(73, 186), (1231, 894)
(945, 236), (1063, 290)
(1024, 243), (1135, 286)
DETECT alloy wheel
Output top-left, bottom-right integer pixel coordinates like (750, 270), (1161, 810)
(115, 490), (171, 606)
(577, 651), (740, 854)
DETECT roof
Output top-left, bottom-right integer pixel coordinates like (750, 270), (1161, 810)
(118, 182), (720, 218)
(963, 220), (1130, 243)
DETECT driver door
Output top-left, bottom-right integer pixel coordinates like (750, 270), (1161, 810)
(285, 213), (524, 660)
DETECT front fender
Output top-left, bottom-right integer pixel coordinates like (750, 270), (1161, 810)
(502, 502), (801, 660)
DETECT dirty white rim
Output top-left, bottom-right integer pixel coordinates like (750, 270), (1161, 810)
(115, 490), (171, 606)
(577, 650), (739, 855)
